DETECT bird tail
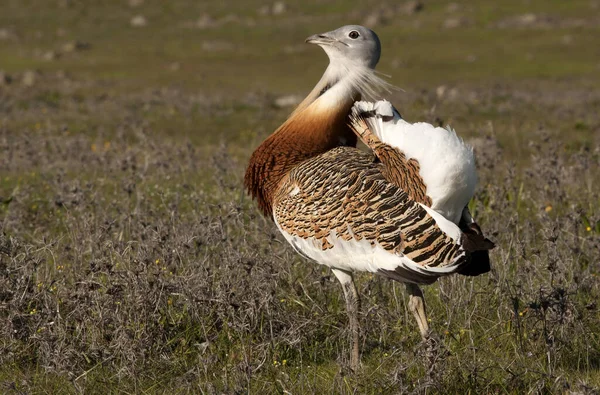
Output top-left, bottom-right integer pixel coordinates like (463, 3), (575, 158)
(458, 220), (495, 276)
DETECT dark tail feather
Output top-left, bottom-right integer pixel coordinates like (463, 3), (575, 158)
(458, 249), (492, 276)
(458, 220), (495, 277)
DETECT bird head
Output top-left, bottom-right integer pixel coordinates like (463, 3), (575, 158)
(306, 25), (381, 69)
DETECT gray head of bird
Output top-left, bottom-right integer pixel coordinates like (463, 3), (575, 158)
(302, 25), (393, 103)
(306, 25), (381, 69)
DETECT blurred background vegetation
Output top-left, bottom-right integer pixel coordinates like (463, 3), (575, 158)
(0, 0), (599, 393)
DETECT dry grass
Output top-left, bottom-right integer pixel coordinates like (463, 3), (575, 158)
(1, 91), (599, 393)
(1, 0), (600, 393)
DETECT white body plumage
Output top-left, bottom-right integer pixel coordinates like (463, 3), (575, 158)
(353, 100), (477, 224)
(275, 210), (463, 281)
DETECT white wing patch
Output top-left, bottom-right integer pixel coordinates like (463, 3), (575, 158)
(352, 100), (477, 224)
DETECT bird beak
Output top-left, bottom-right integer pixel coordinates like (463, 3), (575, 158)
(305, 32), (336, 46)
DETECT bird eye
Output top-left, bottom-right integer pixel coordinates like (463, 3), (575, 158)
(348, 30), (360, 39)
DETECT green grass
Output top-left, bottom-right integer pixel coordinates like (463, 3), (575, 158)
(1, 0), (600, 393)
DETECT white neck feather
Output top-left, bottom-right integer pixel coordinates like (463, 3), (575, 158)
(292, 60), (395, 116)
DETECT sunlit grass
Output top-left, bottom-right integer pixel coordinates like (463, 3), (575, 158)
(1, 0), (599, 392)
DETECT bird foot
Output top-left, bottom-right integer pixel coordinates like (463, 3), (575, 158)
(417, 333), (448, 374)
(338, 357), (360, 375)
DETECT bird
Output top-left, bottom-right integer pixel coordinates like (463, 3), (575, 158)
(244, 25), (494, 371)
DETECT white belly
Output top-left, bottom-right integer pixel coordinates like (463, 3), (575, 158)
(273, 217), (462, 282)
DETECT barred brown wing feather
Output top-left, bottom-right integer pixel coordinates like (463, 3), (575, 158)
(349, 112), (432, 207)
(273, 146), (469, 283)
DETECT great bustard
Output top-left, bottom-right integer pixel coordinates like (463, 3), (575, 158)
(245, 25), (494, 371)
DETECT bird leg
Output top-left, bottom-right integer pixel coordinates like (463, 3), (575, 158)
(331, 268), (360, 372)
(405, 283), (430, 340)
(406, 283), (445, 372)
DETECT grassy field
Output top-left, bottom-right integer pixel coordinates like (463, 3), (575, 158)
(1, 0), (599, 393)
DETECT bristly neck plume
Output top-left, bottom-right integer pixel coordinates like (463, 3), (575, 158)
(245, 59), (393, 217)
(292, 59), (395, 116)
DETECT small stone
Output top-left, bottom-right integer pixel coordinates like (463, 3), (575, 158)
(493, 13), (554, 29)
(363, 6), (398, 28)
(518, 13), (538, 25)
(436, 85), (447, 100)
(363, 12), (383, 28)
(259, 2), (287, 16)
(466, 54), (477, 62)
(398, 0), (424, 15)
(0, 28), (11, 40)
(130, 15), (147, 27)
(437, 87), (460, 101)
(62, 42), (74, 52)
(22, 70), (37, 87)
(443, 17), (469, 29)
(43, 51), (58, 61)
(195, 14), (215, 29)
(61, 40), (90, 53)
(274, 94), (302, 108)
(272, 1), (287, 15)
(446, 2), (460, 13)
